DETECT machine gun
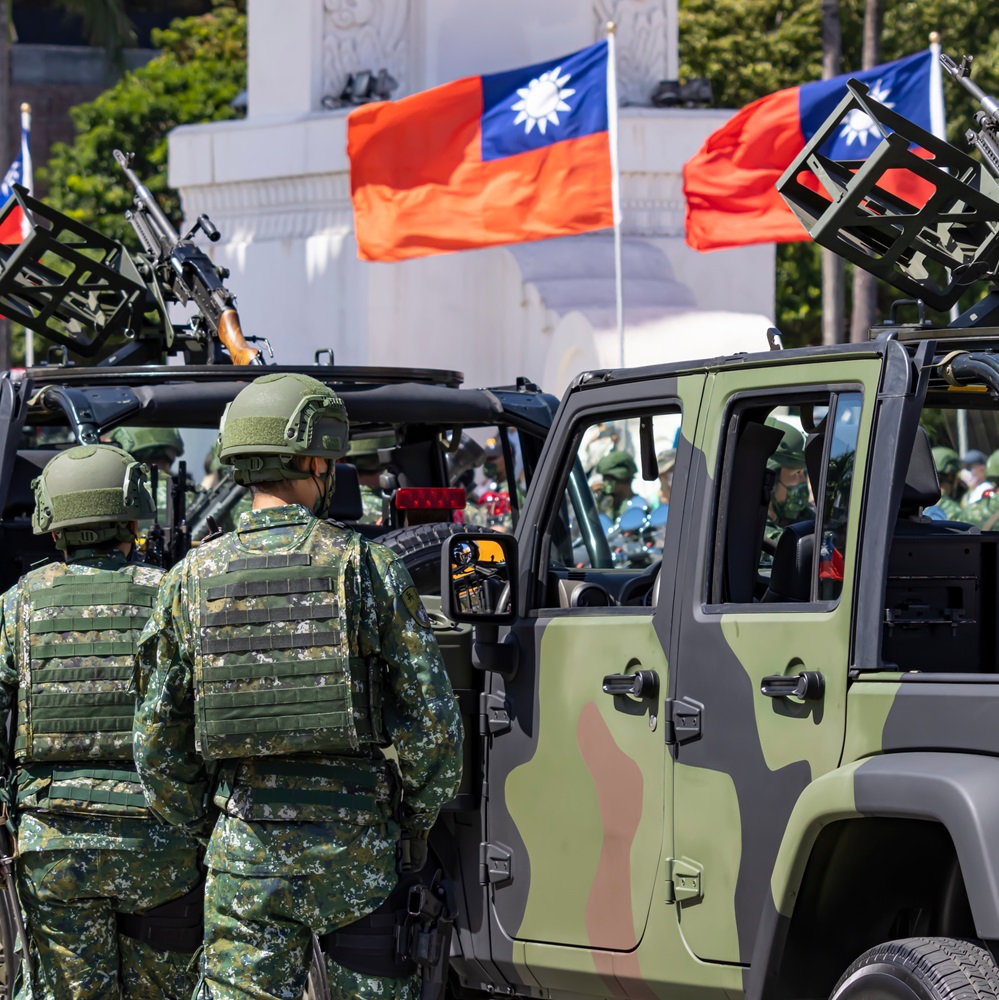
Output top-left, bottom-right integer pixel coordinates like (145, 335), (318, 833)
(940, 53), (999, 178)
(114, 150), (262, 367)
(776, 51), (999, 326)
(0, 151), (267, 367)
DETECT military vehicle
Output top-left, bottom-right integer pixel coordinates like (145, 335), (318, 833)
(426, 55), (999, 1000)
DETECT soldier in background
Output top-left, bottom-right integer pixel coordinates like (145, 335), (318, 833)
(0, 445), (202, 998)
(133, 373), (462, 999)
(930, 446), (964, 520)
(344, 434), (394, 524)
(595, 451), (649, 522)
(959, 449), (999, 529)
(960, 448), (993, 506)
(108, 425), (203, 525)
(763, 419), (813, 551)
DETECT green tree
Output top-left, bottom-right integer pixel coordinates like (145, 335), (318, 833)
(679, 0), (999, 347)
(40, 0), (246, 245)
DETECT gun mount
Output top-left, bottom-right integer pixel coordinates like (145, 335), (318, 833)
(0, 152), (265, 367)
(778, 75), (999, 323)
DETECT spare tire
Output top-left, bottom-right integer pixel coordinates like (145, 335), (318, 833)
(379, 522), (499, 595)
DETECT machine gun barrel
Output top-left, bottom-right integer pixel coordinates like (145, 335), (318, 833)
(113, 149), (180, 249)
(941, 53), (999, 121)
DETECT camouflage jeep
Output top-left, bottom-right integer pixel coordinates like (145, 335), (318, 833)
(427, 56), (999, 1000)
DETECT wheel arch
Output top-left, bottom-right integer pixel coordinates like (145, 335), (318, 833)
(746, 753), (999, 1000)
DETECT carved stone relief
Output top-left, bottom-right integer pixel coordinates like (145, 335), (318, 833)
(593, 0), (671, 106)
(322, 0), (410, 104)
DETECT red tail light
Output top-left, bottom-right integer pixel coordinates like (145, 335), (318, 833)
(394, 487), (467, 510)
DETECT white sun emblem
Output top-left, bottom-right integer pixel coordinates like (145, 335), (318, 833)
(511, 66), (575, 136)
(839, 79), (895, 146)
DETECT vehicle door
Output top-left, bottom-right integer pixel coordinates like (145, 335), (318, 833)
(483, 374), (704, 991)
(669, 358), (882, 965)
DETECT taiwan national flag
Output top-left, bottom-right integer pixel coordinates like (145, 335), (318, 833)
(0, 105), (32, 245)
(348, 40), (617, 262)
(684, 49), (937, 252)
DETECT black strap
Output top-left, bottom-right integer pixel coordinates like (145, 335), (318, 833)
(116, 877), (206, 954)
(226, 554), (312, 572)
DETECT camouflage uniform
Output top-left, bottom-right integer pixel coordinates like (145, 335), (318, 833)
(133, 504), (462, 1000)
(359, 484), (383, 525)
(0, 550), (202, 1000)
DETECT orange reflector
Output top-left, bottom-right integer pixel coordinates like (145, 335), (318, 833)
(394, 487), (467, 510)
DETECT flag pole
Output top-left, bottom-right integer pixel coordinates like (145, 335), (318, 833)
(928, 30), (967, 453)
(606, 21), (624, 368)
(20, 103), (32, 368)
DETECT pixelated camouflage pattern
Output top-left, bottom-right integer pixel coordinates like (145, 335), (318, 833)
(958, 492), (999, 528)
(359, 485), (383, 525)
(198, 825), (416, 999)
(17, 819), (200, 1000)
(934, 494), (963, 520)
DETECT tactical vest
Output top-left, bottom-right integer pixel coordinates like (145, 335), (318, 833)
(19, 567), (160, 764)
(193, 525), (386, 760)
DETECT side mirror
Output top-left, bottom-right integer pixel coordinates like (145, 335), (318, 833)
(440, 532), (518, 626)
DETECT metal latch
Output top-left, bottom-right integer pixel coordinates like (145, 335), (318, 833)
(479, 692), (511, 737)
(665, 857), (703, 904)
(479, 842), (513, 886)
(664, 697), (702, 745)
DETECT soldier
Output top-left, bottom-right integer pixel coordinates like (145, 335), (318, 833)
(959, 448), (993, 506)
(656, 448), (677, 511)
(764, 419), (813, 551)
(132, 373), (463, 1000)
(344, 433), (394, 524)
(595, 451), (649, 522)
(108, 425), (202, 525)
(959, 449), (999, 529)
(0, 445), (202, 998)
(929, 446), (964, 520)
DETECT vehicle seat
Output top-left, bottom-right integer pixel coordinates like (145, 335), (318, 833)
(894, 428), (975, 535)
(762, 521), (815, 603)
(330, 462), (363, 522)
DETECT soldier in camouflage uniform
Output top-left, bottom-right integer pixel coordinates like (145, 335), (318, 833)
(763, 418), (813, 552)
(0, 445), (202, 999)
(594, 451), (649, 523)
(344, 434), (394, 525)
(108, 425), (204, 528)
(132, 373), (463, 1000)
(959, 449), (999, 529)
(929, 446), (964, 520)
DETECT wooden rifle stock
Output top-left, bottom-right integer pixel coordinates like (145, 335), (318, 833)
(218, 309), (261, 366)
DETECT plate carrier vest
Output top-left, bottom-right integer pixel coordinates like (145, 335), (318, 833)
(194, 525), (386, 760)
(19, 567), (159, 763)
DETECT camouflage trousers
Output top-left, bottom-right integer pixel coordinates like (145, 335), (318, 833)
(16, 846), (202, 999)
(197, 830), (418, 1000)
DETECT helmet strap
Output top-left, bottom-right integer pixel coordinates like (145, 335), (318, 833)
(310, 461), (336, 518)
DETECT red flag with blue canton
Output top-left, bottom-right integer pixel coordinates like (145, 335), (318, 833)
(348, 41), (615, 262)
(0, 107), (31, 244)
(684, 49), (935, 252)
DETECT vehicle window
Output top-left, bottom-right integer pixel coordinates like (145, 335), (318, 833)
(710, 390), (862, 606)
(547, 409), (681, 574)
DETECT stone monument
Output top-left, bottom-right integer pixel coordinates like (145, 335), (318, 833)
(169, 0), (775, 390)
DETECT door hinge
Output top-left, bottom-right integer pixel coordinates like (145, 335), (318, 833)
(664, 697), (702, 745)
(479, 841), (513, 886)
(479, 692), (511, 737)
(665, 857), (703, 904)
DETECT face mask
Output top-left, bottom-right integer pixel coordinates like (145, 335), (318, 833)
(772, 480), (810, 522)
(483, 461), (499, 482)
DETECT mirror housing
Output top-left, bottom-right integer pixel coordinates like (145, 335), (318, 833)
(440, 531), (518, 626)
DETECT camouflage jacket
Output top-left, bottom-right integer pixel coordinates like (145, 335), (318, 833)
(0, 550), (200, 854)
(133, 505), (463, 869)
(961, 493), (999, 529)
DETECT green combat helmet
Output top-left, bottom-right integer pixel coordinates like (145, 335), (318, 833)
(32, 444), (154, 550)
(218, 373), (349, 486)
(932, 446), (961, 478)
(346, 434), (395, 473)
(765, 417), (806, 469)
(596, 450), (638, 482)
(986, 449), (999, 480)
(108, 425), (184, 463)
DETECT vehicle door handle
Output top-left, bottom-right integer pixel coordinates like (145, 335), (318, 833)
(760, 671), (825, 701)
(602, 669), (659, 699)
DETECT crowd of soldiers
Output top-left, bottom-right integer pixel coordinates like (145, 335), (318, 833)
(0, 373), (463, 999)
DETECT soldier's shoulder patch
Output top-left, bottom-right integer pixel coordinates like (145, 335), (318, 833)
(400, 586), (432, 628)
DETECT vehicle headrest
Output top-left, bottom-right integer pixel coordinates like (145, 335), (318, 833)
(901, 427), (941, 512)
(762, 520), (815, 603)
(331, 462), (363, 522)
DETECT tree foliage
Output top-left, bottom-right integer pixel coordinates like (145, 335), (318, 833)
(40, 0), (246, 245)
(679, 0), (999, 346)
